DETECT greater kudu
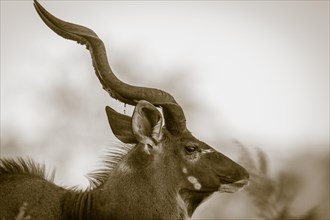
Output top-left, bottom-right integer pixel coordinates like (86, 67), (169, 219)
(0, 1), (249, 219)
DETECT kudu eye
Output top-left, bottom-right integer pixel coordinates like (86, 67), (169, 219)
(185, 145), (198, 154)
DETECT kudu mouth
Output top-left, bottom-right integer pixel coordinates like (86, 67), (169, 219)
(217, 172), (249, 193)
(218, 179), (249, 193)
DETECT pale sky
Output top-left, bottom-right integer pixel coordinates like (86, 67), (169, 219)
(1, 1), (329, 186)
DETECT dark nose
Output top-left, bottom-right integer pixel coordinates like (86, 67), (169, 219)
(212, 151), (250, 183)
(217, 164), (249, 185)
(240, 166), (249, 180)
(232, 162), (249, 183)
(223, 154), (249, 182)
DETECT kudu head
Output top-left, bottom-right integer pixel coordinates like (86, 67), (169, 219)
(33, 0), (249, 217)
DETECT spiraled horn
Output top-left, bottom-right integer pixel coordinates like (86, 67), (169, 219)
(33, 0), (188, 134)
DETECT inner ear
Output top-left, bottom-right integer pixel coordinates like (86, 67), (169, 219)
(132, 100), (163, 147)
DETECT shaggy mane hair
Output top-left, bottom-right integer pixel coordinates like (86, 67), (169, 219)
(86, 143), (133, 189)
(0, 143), (133, 190)
(0, 157), (55, 182)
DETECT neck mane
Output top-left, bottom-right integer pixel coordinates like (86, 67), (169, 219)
(62, 190), (94, 220)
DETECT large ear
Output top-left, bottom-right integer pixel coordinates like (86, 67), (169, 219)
(105, 106), (137, 144)
(132, 100), (163, 149)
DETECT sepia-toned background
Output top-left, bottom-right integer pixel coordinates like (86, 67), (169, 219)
(1, 1), (329, 219)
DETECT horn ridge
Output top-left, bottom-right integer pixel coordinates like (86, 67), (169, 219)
(33, 0), (187, 134)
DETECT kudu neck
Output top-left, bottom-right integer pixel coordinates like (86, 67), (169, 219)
(91, 145), (188, 219)
(62, 143), (190, 219)
(62, 190), (94, 220)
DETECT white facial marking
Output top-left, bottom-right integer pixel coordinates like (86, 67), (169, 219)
(187, 176), (202, 190)
(194, 182), (202, 190)
(182, 167), (188, 174)
(187, 176), (198, 184)
(201, 148), (215, 154)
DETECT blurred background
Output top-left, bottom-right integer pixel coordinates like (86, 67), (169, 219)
(1, 1), (329, 219)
